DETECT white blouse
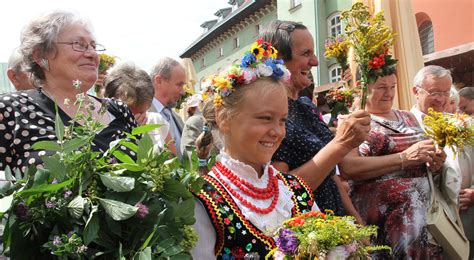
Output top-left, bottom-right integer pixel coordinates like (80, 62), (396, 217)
(191, 152), (318, 259)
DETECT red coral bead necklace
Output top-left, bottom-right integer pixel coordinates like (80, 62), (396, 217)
(212, 162), (279, 214)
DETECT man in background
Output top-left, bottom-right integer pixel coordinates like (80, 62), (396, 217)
(149, 57), (186, 158)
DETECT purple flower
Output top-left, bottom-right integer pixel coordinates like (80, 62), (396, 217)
(135, 202), (149, 219)
(64, 190), (73, 199)
(45, 200), (56, 209)
(276, 229), (299, 254)
(14, 203), (29, 220)
(53, 236), (61, 246)
(51, 178), (58, 184)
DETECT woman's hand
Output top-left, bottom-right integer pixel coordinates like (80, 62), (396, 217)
(427, 148), (446, 172)
(334, 110), (371, 151)
(134, 113), (148, 126)
(403, 139), (437, 167)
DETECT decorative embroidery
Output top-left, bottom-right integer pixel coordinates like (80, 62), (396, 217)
(194, 169), (314, 259)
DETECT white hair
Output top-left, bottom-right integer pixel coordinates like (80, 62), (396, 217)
(449, 86), (460, 106)
(413, 65), (452, 88)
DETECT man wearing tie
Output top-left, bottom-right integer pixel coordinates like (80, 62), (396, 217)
(149, 57), (186, 158)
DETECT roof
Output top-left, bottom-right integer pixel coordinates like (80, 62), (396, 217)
(214, 7), (232, 17)
(424, 42), (474, 74)
(180, 0), (272, 58)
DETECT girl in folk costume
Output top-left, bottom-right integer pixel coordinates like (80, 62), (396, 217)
(190, 40), (319, 259)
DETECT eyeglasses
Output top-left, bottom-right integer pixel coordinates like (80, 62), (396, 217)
(56, 41), (106, 52)
(417, 87), (450, 98)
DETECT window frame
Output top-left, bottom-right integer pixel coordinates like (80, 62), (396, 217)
(327, 12), (342, 38)
(329, 64), (342, 83)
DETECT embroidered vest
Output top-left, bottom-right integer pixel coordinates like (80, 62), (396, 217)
(194, 171), (314, 259)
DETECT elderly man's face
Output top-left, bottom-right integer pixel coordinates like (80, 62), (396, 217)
(459, 96), (474, 115)
(414, 75), (451, 113)
(155, 65), (186, 108)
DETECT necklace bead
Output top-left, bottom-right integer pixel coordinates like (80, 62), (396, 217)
(212, 162), (279, 214)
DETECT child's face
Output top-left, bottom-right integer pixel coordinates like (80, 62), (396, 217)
(222, 85), (288, 172)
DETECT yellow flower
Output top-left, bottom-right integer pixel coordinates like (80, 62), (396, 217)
(212, 76), (231, 91)
(213, 95), (223, 107)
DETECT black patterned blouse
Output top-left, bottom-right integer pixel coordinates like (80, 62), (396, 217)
(272, 96), (345, 216)
(0, 89), (137, 175)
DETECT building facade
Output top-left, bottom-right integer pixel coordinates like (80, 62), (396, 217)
(180, 0), (278, 88)
(413, 0), (473, 87)
(180, 0), (354, 91)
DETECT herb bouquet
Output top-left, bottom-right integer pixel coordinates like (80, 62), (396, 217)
(341, 2), (397, 109)
(423, 108), (474, 155)
(0, 94), (203, 259)
(325, 83), (357, 127)
(266, 210), (391, 259)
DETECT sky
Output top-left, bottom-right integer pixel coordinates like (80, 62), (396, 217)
(0, 0), (224, 71)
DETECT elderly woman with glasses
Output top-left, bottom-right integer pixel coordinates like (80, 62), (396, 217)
(339, 65), (446, 258)
(0, 11), (137, 174)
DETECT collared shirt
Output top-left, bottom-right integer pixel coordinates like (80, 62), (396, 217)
(410, 105), (425, 129)
(151, 98), (182, 158)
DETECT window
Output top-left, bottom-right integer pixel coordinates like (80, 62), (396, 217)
(234, 37), (240, 48)
(419, 21), (434, 55)
(201, 58), (206, 68)
(218, 47), (224, 57)
(291, 0), (302, 8)
(327, 12), (342, 37)
(329, 65), (342, 83)
(256, 24), (262, 35)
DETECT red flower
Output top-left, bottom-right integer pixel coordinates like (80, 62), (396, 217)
(224, 218), (231, 225)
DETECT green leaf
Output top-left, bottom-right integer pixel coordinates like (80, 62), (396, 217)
(32, 168), (50, 187)
(63, 137), (89, 153)
(173, 198), (195, 225)
(119, 163), (145, 172)
(132, 124), (162, 135)
(17, 177), (75, 197)
(0, 194), (14, 213)
(163, 179), (193, 199)
(4, 166), (16, 181)
(67, 195), (85, 219)
(137, 134), (154, 164)
(55, 110), (65, 142)
(42, 156), (66, 181)
(120, 140), (139, 153)
(99, 174), (135, 192)
(98, 198), (138, 221)
(161, 245), (184, 257)
(140, 225), (158, 251)
(136, 247), (152, 260)
(84, 206), (99, 245)
(31, 140), (61, 151)
(112, 150), (135, 164)
(155, 238), (176, 254)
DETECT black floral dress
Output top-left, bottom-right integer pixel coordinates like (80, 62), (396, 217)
(0, 89), (137, 175)
(273, 96), (345, 216)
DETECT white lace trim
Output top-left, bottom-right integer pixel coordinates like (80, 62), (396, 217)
(210, 153), (294, 235)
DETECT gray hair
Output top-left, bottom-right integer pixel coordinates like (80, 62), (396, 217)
(449, 86), (460, 106)
(149, 57), (182, 81)
(258, 20), (307, 61)
(19, 10), (93, 87)
(413, 65), (452, 88)
(104, 63), (154, 108)
(458, 86), (474, 100)
(7, 47), (25, 73)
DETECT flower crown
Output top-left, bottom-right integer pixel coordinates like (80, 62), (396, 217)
(208, 39), (290, 107)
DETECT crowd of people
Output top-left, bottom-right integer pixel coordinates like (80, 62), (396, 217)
(1, 10), (473, 259)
